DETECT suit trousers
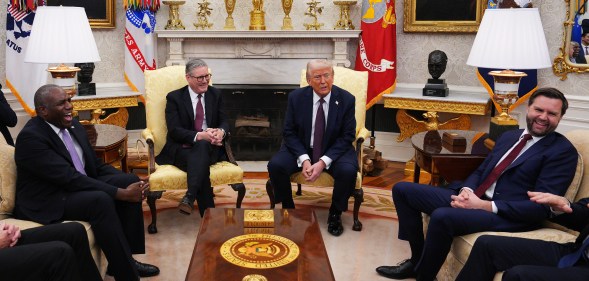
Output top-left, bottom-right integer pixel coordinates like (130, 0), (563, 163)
(456, 235), (589, 281)
(267, 148), (356, 212)
(63, 173), (144, 281)
(393, 182), (535, 281)
(0, 222), (101, 281)
(174, 140), (222, 216)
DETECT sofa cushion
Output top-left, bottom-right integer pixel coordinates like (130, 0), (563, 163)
(0, 142), (16, 219)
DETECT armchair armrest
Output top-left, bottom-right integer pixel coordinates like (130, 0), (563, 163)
(142, 128), (156, 174)
(356, 127), (370, 143)
(223, 132), (238, 165)
(355, 127), (370, 175)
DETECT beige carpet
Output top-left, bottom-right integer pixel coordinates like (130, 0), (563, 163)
(103, 180), (411, 281)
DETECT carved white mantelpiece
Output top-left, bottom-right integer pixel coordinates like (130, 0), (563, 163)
(156, 30), (360, 85)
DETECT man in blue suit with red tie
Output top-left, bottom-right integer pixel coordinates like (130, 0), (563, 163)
(267, 59), (357, 237)
(376, 88), (579, 281)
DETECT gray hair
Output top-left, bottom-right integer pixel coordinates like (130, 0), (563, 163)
(571, 41), (580, 48)
(185, 59), (208, 74)
(306, 59), (334, 78)
(34, 84), (62, 108)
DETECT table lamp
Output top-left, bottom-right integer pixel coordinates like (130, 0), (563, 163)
(24, 6), (101, 97)
(466, 8), (551, 140)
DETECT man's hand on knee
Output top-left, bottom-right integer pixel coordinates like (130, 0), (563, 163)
(115, 182), (147, 202)
(304, 160), (326, 182)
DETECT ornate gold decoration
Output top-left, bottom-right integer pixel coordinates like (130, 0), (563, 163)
(552, 0), (589, 80)
(249, 0), (266, 30)
(395, 110), (471, 142)
(383, 98), (490, 115)
(194, 0), (213, 30)
(242, 274), (268, 281)
(333, 1), (356, 30)
(224, 0), (237, 30)
(281, 0), (294, 30)
(163, 1), (186, 30)
(304, 0), (324, 30)
(243, 210), (274, 228)
(403, 0), (485, 33)
(220, 234), (300, 269)
(71, 96), (138, 111)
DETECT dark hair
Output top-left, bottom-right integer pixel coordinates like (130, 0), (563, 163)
(528, 87), (568, 115)
(34, 84), (62, 108)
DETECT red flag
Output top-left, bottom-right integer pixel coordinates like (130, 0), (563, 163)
(355, 0), (397, 109)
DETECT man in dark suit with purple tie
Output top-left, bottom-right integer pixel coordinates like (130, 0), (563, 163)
(456, 192), (589, 281)
(376, 88), (578, 281)
(267, 59), (357, 237)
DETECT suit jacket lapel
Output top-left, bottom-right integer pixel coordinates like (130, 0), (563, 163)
(303, 88), (313, 148)
(509, 132), (556, 169)
(36, 118), (71, 162)
(204, 89), (214, 127)
(182, 87), (195, 122)
(324, 88), (340, 148)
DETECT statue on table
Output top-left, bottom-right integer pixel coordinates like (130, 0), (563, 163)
(423, 50), (449, 97)
(75, 62), (96, 96)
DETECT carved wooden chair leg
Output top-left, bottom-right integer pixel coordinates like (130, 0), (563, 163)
(231, 183), (246, 208)
(146, 190), (163, 234)
(296, 184), (302, 196)
(352, 188), (364, 231)
(266, 179), (275, 209)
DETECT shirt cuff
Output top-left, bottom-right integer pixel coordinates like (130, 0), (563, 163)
(193, 132), (199, 143)
(491, 201), (498, 214)
(297, 154), (310, 167)
(320, 155), (333, 169)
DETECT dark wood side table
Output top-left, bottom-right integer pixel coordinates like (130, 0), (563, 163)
(186, 208), (335, 281)
(411, 130), (491, 186)
(84, 124), (128, 173)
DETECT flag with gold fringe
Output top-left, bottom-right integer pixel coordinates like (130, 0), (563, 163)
(124, 0), (159, 102)
(354, 0), (396, 109)
(478, 0), (537, 113)
(5, 0), (47, 116)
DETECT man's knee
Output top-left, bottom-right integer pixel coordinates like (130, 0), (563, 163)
(59, 222), (87, 240)
(392, 181), (415, 198)
(502, 265), (533, 281)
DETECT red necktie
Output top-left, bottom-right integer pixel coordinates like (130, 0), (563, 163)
(474, 134), (532, 198)
(312, 98), (325, 164)
(194, 94), (204, 132)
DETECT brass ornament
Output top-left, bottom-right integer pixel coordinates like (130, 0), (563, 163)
(304, 0), (324, 30)
(194, 0), (213, 30)
(224, 0), (237, 30)
(281, 0), (294, 30)
(163, 0), (186, 30)
(242, 274), (268, 281)
(249, 0), (266, 30)
(333, 0), (356, 30)
(220, 234), (300, 269)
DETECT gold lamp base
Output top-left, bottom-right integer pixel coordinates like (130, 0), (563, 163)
(48, 63), (80, 98)
(487, 69), (527, 140)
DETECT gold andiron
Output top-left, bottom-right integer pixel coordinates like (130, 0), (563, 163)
(224, 0), (237, 30)
(163, 1), (186, 30)
(281, 0), (294, 30)
(194, 0), (213, 30)
(304, 0), (324, 30)
(333, 0), (356, 30)
(249, 0), (266, 30)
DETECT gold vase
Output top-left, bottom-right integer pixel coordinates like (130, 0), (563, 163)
(224, 0), (236, 30)
(281, 0), (293, 30)
(249, 0), (266, 30)
(333, 0), (356, 30)
(163, 0), (186, 30)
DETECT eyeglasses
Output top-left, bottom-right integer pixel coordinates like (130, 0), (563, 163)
(188, 73), (212, 82)
(310, 73), (332, 82)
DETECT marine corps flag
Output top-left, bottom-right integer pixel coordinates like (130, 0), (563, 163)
(124, 0), (159, 101)
(355, 0), (396, 109)
(5, 0), (48, 116)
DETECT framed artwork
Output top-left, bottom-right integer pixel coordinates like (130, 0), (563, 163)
(403, 0), (486, 33)
(47, 0), (115, 29)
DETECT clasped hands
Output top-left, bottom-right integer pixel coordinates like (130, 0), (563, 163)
(302, 159), (325, 182)
(450, 188), (492, 212)
(115, 179), (150, 203)
(197, 128), (224, 146)
(0, 222), (21, 249)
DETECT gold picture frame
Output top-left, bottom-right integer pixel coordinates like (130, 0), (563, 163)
(403, 0), (486, 33)
(47, 0), (115, 29)
(552, 0), (589, 80)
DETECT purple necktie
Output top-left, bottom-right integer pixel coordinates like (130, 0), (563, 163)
(61, 129), (86, 175)
(474, 134), (532, 198)
(194, 94), (204, 132)
(312, 98), (325, 164)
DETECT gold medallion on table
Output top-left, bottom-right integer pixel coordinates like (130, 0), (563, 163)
(242, 274), (268, 281)
(220, 234), (299, 269)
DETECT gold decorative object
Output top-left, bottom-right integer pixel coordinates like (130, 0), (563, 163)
(552, 0), (589, 80)
(249, 0), (266, 30)
(281, 0), (294, 30)
(220, 234), (300, 269)
(333, 0), (356, 30)
(243, 210), (274, 228)
(242, 274), (268, 281)
(304, 0), (324, 30)
(487, 70), (526, 126)
(163, 1), (186, 30)
(224, 0), (237, 30)
(404, 0), (485, 33)
(194, 0), (213, 30)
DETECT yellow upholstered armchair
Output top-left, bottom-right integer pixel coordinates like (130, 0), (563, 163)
(142, 65), (245, 234)
(265, 66), (370, 231)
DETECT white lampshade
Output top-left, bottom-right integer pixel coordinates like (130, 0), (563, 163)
(24, 6), (100, 64)
(467, 8), (550, 69)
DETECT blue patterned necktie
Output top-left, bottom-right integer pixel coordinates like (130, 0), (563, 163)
(558, 235), (589, 268)
(61, 129), (86, 175)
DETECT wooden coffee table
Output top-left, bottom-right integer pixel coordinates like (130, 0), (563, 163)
(186, 208), (335, 281)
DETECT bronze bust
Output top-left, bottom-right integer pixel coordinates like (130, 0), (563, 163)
(428, 50), (448, 80)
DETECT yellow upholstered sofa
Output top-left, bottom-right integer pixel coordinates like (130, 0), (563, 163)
(436, 129), (589, 281)
(0, 137), (105, 275)
(265, 66), (371, 231)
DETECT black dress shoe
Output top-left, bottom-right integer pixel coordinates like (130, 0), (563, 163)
(134, 259), (160, 277)
(178, 195), (194, 215)
(327, 213), (344, 236)
(376, 259), (416, 279)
